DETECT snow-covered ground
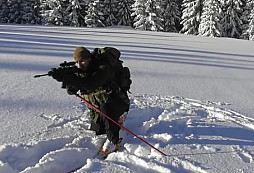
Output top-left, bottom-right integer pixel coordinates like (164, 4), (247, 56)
(0, 24), (254, 173)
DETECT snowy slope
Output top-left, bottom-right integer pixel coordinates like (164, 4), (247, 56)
(0, 24), (254, 173)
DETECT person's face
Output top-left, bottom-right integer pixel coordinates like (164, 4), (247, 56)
(76, 58), (91, 70)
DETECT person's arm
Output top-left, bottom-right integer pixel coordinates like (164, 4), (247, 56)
(64, 64), (115, 91)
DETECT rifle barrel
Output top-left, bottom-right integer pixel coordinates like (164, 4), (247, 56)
(34, 73), (49, 78)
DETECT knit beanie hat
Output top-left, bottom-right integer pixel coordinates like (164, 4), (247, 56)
(73, 47), (91, 61)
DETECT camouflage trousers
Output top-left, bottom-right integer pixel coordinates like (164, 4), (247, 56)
(83, 91), (129, 144)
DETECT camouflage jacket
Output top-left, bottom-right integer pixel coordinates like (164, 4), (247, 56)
(64, 60), (117, 122)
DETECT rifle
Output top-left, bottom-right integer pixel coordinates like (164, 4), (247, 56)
(34, 73), (50, 78)
(34, 61), (76, 78)
(34, 61), (78, 88)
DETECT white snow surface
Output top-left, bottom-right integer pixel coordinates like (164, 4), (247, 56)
(0, 24), (254, 173)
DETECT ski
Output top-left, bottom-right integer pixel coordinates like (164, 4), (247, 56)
(66, 137), (107, 173)
(66, 137), (125, 172)
(67, 165), (82, 173)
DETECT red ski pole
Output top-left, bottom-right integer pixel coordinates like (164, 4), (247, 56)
(75, 94), (168, 156)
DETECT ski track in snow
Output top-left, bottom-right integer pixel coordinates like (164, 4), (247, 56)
(1, 94), (254, 173)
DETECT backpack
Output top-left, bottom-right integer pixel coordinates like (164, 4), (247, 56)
(92, 47), (132, 93)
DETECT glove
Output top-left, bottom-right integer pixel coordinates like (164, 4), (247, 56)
(66, 85), (78, 95)
(48, 68), (63, 82)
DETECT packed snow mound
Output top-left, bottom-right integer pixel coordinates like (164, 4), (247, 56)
(1, 94), (254, 173)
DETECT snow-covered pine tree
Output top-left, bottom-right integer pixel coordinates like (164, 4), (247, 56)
(131, 0), (146, 30)
(0, 2), (1, 19)
(144, 0), (163, 31)
(21, 0), (41, 24)
(220, 0), (244, 38)
(116, 0), (134, 26)
(7, 0), (23, 23)
(1, 0), (41, 24)
(40, 0), (67, 26)
(21, 0), (31, 24)
(32, 0), (42, 24)
(246, 6), (254, 40)
(161, 0), (181, 32)
(240, 0), (254, 39)
(78, 0), (90, 27)
(40, 0), (47, 23)
(65, 0), (82, 26)
(0, 0), (9, 23)
(180, 0), (203, 35)
(198, 0), (222, 37)
(132, 0), (163, 31)
(175, 0), (183, 31)
(103, 0), (118, 26)
(0, 1), (3, 21)
(85, 0), (105, 27)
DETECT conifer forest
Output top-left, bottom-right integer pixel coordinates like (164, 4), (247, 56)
(0, 0), (254, 40)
